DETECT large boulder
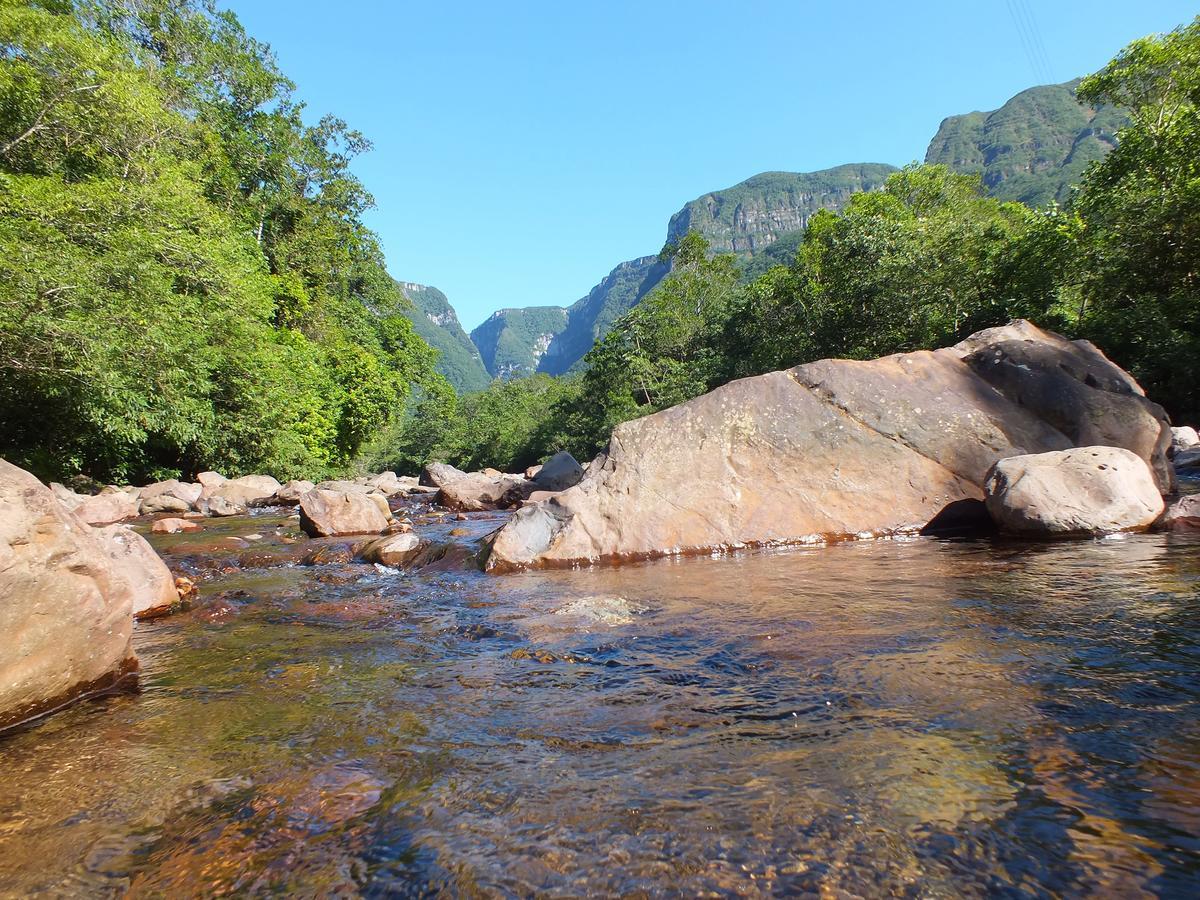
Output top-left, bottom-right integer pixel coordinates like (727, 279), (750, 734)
(269, 479), (316, 506)
(197, 494), (246, 517)
(422, 462), (532, 511)
(1171, 426), (1200, 456)
(298, 490), (390, 537)
(420, 462), (467, 489)
(94, 525), (179, 619)
(485, 321), (1172, 571)
(958, 327), (1173, 492)
(439, 473), (532, 512)
(200, 474), (281, 511)
(73, 489), (140, 525)
(139, 479), (202, 515)
(984, 447), (1164, 536)
(195, 471), (226, 488)
(0, 459), (138, 730)
(531, 451), (584, 492)
(364, 471), (408, 496)
(315, 479), (373, 495)
(358, 532), (423, 567)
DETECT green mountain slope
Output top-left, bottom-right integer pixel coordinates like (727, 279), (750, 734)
(538, 255), (671, 376)
(924, 80), (1127, 206)
(666, 163), (898, 259)
(469, 306), (570, 379)
(463, 80), (1127, 380)
(396, 281), (492, 393)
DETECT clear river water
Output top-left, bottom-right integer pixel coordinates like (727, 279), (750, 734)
(2, 498), (1200, 896)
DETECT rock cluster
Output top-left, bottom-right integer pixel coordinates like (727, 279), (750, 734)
(485, 321), (1174, 571)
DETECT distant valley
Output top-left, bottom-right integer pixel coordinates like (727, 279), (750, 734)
(401, 79), (1125, 391)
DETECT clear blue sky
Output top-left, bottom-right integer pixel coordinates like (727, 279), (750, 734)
(228, 0), (1195, 331)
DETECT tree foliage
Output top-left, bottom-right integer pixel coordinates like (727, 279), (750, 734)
(0, 0), (441, 482)
(1073, 16), (1200, 420)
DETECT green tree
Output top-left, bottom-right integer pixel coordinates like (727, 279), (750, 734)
(1073, 17), (1200, 421)
(0, 0), (441, 481)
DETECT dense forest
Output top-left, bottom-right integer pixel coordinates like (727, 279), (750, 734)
(0, 0), (450, 482)
(2, 2), (1197, 483)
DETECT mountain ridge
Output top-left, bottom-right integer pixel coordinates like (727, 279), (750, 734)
(414, 79), (1127, 386)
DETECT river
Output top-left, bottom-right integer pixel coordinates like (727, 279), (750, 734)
(2, 499), (1199, 896)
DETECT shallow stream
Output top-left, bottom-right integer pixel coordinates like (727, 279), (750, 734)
(2, 500), (1200, 896)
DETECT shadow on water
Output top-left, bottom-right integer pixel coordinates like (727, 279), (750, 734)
(3, 508), (1200, 896)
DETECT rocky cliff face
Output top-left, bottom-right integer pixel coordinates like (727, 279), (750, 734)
(396, 281), (492, 393)
(666, 164), (898, 258)
(469, 307), (570, 380)
(538, 255), (671, 376)
(924, 80), (1127, 206)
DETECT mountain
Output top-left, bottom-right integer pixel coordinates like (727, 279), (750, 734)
(665, 163), (898, 259)
(924, 80), (1127, 207)
(469, 306), (570, 380)
(538, 255), (671, 376)
(396, 281), (492, 393)
(451, 79), (1126, 382)
(486, 164), (894, 379)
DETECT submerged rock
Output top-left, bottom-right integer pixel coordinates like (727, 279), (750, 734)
(485, 321), (1172, 571)
(298, 489), (390, 537)
(984, 447), (1164, 536)
(0, 459), (138, 730)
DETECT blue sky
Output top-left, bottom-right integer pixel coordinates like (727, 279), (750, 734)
(229, 1), (1196, 331)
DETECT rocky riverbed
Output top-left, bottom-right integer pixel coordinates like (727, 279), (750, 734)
(2, 497), (1200, 895)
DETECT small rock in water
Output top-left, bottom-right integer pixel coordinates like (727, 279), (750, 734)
(151, 517), (201, 534)
(301, 544), (356, 566)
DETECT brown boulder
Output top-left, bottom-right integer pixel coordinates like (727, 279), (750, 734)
(357, 532), (423, 567)
(94, 525), (180, 619)
(1162, 495), (1200, 531)
(197, 494), (246, 517)
(73, 489), (140, 525)
(422, 462), (532, 511)
(151, 517), (202, 534)
(198, 474), (281, 512)
(298, 490), (390, 537)
(139, 479), (202, 514)
(984, 447), (1164, 536)
(485, 321), (1172, 571)
(420, 462), (466, 488)
(269, 479), (316, 506)
(438, 473), (532, 512)
(0, 459), (138, 730)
